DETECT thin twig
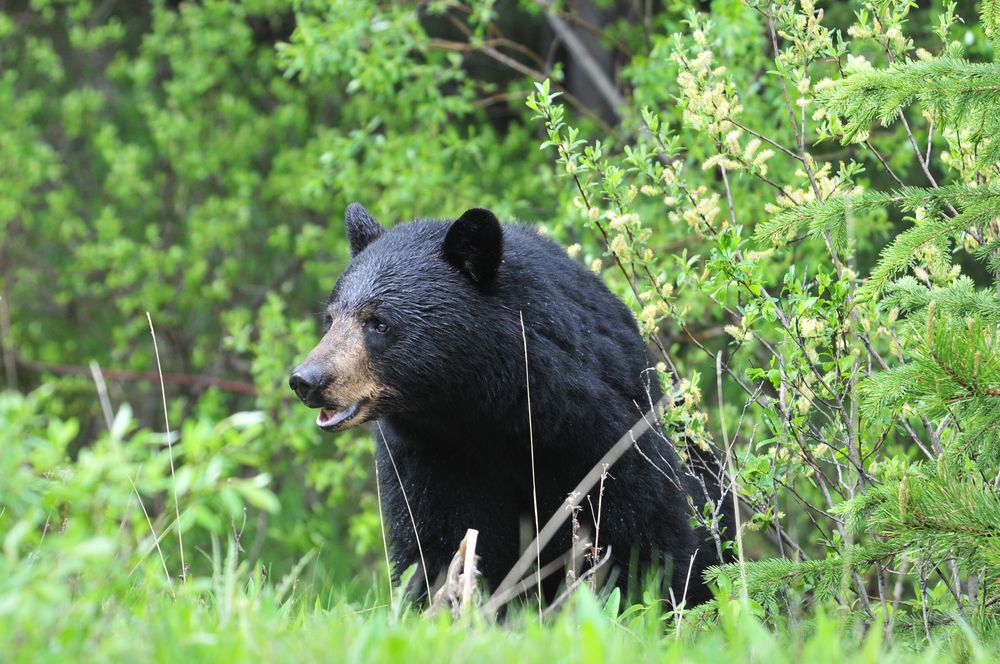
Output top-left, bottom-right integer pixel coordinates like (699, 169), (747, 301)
(0, 294), (16, 389)
(718, 164), (738, 228)
(718, 352), (748, 603)
(374, 460), (394, 607)
(376, 421), (431, 596)
(537, 0), (625, 119)
(519, 310), (543, 617)
(673, 550), (698, 639)
(864, 140), (906, 188)
(496, 539), (593, 609)
(125, 476), (176, 598)
(147, 312), (186, 584)
(540, 547), (613, 620)
(90, 360), (175, 598)
(89, 361), (115, 432)
(14, 355), (257, 394)
(483, 395), (671, 617)
(723, 118), (801, 161)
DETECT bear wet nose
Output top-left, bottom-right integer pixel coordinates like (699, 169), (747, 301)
(289, 365), (327, 404)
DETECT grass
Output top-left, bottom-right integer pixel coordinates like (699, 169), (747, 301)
(0, 596), (982, 663)
(2, 354), (994, 663)
(2, 390), (995, 664)
(1, 562), (994, 664)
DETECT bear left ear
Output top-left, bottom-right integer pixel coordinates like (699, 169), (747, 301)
(345, 203), (384, 257)
(443, 208), (504, 285)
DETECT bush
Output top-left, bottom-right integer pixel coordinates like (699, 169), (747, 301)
(527, 0), (1000, 638)
(1, 0), (999, 654)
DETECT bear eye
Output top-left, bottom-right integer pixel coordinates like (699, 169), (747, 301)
(367, 317), (390, 335)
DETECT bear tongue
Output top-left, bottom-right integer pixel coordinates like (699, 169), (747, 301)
(317, 402), (360, 428)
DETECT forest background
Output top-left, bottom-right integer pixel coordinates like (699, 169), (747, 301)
(2, 0), (999, 661)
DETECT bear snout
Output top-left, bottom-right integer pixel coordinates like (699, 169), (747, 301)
(289, 363), (329, 406)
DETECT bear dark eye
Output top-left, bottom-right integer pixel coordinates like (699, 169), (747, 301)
(367, 317), (390, 335)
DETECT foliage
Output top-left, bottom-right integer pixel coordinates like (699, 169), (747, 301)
(525, 0), (1000, 642)
(5, 578), (993, 664)
(0, 388), (277, 612)
(2, 0), (1000, 657)
(1, 0), (554, 583)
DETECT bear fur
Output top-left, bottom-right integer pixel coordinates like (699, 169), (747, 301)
(290, 204), (729, 606)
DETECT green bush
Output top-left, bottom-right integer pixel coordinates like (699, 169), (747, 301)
(1, 0), (555, 586)
(526, 0), (1000, 638)
(2, 0), (999, 656)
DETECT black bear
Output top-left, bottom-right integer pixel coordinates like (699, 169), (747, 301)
(290, 204), (728, 606)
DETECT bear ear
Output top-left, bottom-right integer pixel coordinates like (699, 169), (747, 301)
(443, 208), (504, 285)
(345, 203), (384, 257)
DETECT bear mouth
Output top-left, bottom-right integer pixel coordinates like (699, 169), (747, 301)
(316, 399), (368, 431)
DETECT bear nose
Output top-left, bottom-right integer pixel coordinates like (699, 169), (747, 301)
(289, 364), (327, 405)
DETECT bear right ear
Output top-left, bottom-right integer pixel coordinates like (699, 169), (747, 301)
(443, 208), (503, 286)
(345, 203), (384, 257)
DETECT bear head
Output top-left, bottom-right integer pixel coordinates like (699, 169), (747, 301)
(289, 203), (506, 431)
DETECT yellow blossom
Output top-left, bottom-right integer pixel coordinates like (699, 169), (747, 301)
(610, 234), (631, 261)
(724, 324), (747, 342)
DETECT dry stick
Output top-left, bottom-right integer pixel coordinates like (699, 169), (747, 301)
(589, 466), (608, 593)
(460, 529), (480, 615)
(538, 0), (625, 120)
(89, 360), (115, 431)
(519, 310), (543, 616)
(0, 294), (16, 389)
(483, 394), (671, 617)
(540, 547), (613, 620)
(846, 188), (885, 611)
(127, 519), (182, 575)
(93, 359), (138, 534)
(434, 17), (613, 134)
(89, 359), (175, 598)
(15, 356), (258, 395)
(673, 550), (698, 640)
(147, 312), (186, 584)
(376, 421), (431, 596)
(124, 476), (176, 598)
(491, 538), (594, 610)
(374, 460), (394, 607)
(517, 0), (632, 57)
(919, 563), (932, 641)
(925, 117), (934, 165)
